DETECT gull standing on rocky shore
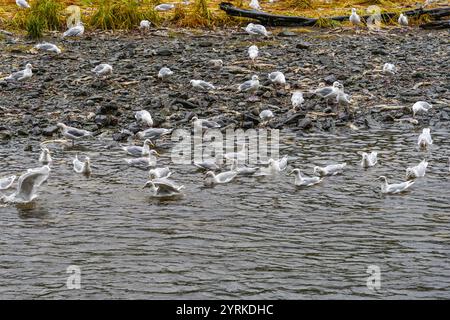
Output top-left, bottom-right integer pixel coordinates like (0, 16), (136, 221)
(412, 101), (432, 117)
(5, 63), (32, 82)
(92, 63), (113, 77)
(35, 43), (61, 54)
(63, 22), (84, 38)
(57, 123), (93, 145)
(245, 23), (269, 37)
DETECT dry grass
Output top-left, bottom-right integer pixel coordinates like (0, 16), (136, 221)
(0, 0), (439, 32)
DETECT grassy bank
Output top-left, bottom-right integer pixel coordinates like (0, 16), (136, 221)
(0, 0), (434, 38)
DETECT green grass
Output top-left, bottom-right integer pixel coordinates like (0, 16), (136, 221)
(26, 14), (45, 39)
(314, 17), (342, 28)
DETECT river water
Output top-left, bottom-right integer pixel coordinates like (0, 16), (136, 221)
(0, 126), (449, 299)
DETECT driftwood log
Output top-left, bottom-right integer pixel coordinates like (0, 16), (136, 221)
(420, 20), (450, 29)
(219, 2), (450, 27)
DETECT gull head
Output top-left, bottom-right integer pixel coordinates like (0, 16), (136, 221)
(56, 123), (67, 130)
(377, 176), (388, 183)
(149, 149), (159, 157)
(289, 168), (300, 175)
(26, 63), (33, 70)
(144, 139), (155, 148)
(205, 171), (215, 178)
(351, 8), (357, 14)
(251, 75), (259, 81)
(142, 181), (158, 192)
(190, 116), (199, 122)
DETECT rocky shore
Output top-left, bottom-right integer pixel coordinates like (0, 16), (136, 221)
(0, 27), (449, 144)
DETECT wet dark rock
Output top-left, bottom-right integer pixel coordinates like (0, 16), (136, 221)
(23, 144), (32, 151)
(298, 118), (313, 130)
(198, 41), (213, 47)
(323, 75), (336, 84)
(296, 42), (311, 49)
(0, 130), (12, 140)
(155, 48), (173, 56)
(364, 115), (381, 128)
(42, 125), (58, 136)
(440, 111), (449, 121)
(278, 30), (297, 37)
(112, 131), (130, 142)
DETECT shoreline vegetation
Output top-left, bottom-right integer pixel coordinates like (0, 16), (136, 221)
(0, 0), (444, 39)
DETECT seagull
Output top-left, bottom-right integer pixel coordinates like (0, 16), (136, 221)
(73, 155), (92, 175)
(291, 91), (304, 110)
(238, 75), (259, 93)
(16, 0), (30, 9)
(248, 45), (259, 64)
(190, 80), (215, 92)
(149, 167), (172, 179)
(140, 20), (151, 29)
(143, 178), (184, 198)
(361, 152), (377, 168)
(314, 81), (343, 104)
(136, 128), (172, 140)
(125, 151), (159, 168)
(249, 0), (261, 10)
(57, 123), (93, 145)
(135, 110), (153, 127)
(382, 63), (397, 75)
(314, 163), (346, 176)
(289, 169), (323, 187)
(191, 116), (221, 130)
(158, 67), (173, 80)
(63, 22), (84, 38)
(349, 8), (361, 26)
(268, 71), (286, 86)
(378, 176), (414, 194)
(224, 143), (247, 163)
(34, 42), (61, 54)
(204, 170), (238, 186)
(5, 63), (32, 82)
(336, 91), (352, 108)
(259, 109), (274, 125)
(406, 159), (428, 180)
(155, 3), (175, 11)
(0, 175), (16, 190)
(39, 146), (52, 165)
(209, 59), (223, 69)
(417, 128), (433, 149)
(0, 166), (50, 204)
(194, 159), (220, 171)
(244, 23), (269, 37)
(398, 13), (408, 26)
(92, 63), (113, 77)
(230, 159), (258, 176)
(122, 139), (155, 157)
(256, 156), (288, 176)
(412, 101), (432, 117)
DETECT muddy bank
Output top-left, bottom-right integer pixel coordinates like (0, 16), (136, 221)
(0, 28), (449, 144)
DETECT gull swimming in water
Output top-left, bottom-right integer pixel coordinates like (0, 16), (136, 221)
(230, 159), (258, 176)
(16, 0), (30, 9)
(140, 20), (151, 30)
(135, 110), (153, 127)
(289, 169), (323, 187)
(194, 159), (220, 171)
(349, 8), (361, 26)
(125, 151), (159, 168)
(382, 63), (397, 75)
(238, 75), (259, 94)
(361, 151), (378, 168)
(122, 139), (155, 157)
(256, 156), (288, 176)
(0, 166), (50, 204)
(149, 167), (172, 179)
(35, 42), (61, 54)
(73, 155), (92, 175)
(418, 128), (433, 149)
(191, 116), (221, 130)
(155, 3), (175, 11)
(268, 71), (286, 86)
(378, 176), (414, 194)
(63, 22), (84, 38)
(248, 45), (259, 65)
(136, 128), (172, 140)
(143, 178), (184, 198)
(5, 63), (32, 82)
(39, 146), (52, 165)
(244, 23), (269, 37)
(406, 159), (428, 180)
(92, 63), (113, 77)
(291, 91), (304, 110)
(0, 175), (16, 190)
(158, 67), (173, 80)
(57, 123), (93, 145)
(412, 101), (432, 117)
(190, 80), (215, 92)
(204, 170), (238, 186)
(249, 0), (261, 10)
(398, 13), (408, 26)
(314, 163), (346, 176)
